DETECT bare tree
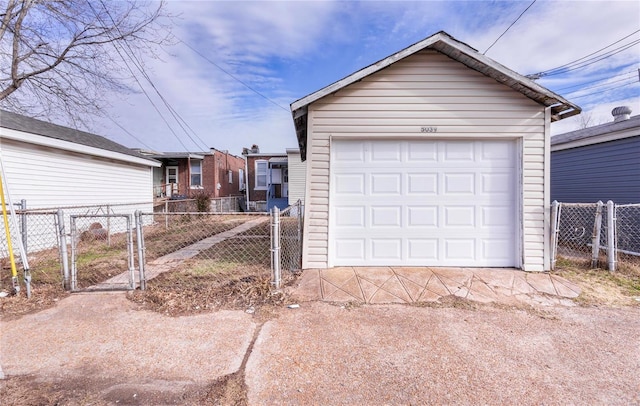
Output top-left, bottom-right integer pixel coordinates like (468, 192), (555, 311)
(0, 0), (172, 127)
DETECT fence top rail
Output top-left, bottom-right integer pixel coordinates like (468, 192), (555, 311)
(22, 202), (154, 212)
(17, 210), (59, 215)
(141, 211), (269, 216)
(558, 202), (600, 208)
(616, 203), (640, 208)
(70, 214), (132, 219)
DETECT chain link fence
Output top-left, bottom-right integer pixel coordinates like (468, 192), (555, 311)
(551, 201), (640, 271)
(2, 198), (304, 298)
(615, 204), (640, 268)
(1, 202), (152, 294)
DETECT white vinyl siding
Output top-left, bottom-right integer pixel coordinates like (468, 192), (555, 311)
(0, 138), (154, 210)
(302, 50), (546, 270)
(287, 150), (306, 205)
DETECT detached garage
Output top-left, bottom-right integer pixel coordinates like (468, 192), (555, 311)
(290, 31), (580, 272)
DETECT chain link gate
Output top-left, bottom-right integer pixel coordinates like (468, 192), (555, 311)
(69, 214), (141, 291)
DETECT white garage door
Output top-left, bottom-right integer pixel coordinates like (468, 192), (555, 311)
(330, 139), (517, 267)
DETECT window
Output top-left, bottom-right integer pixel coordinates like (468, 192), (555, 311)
(228, 170), (233, 184)
(239, 169), (245, 191)
(190, 160), (202, 188)
(255, 160), (267, 189)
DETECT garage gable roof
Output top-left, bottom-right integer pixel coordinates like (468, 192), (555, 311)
(290, 31), (581, 160)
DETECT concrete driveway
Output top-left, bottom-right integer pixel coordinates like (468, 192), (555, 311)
(1, 270), (639, 405)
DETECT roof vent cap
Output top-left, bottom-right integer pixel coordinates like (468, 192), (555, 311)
(611, 106), (632, 122)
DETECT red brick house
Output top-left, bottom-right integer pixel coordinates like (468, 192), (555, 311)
(146, 148), (246, 199)
(242, 145), (288, 211)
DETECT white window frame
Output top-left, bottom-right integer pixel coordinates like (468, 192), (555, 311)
(228, 169), (233, 184)
(255, 160), (267, 190)
(190, 160), (203, 189)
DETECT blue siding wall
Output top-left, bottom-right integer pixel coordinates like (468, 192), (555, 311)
(551, 136), (640, 204)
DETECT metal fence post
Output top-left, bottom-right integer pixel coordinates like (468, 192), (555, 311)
(591, 201), (604, 268)
(56, 209), (70, 290)
(19, 199), (27, 253)
(135, 210), (146, 290)
(550, 200), (560, 270)
(606, 200), (616, 271)
(271, 206), (281, 289)
(297, 199), (303, 268)
(69, 215), (77, 291)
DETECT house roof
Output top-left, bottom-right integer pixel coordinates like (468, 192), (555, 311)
(551, 114), (640, 151)
(268, 157), (288, 163)
(290, 31), (581, 160)
(0, 109), (157, 163)
(147, 152), (206, 160)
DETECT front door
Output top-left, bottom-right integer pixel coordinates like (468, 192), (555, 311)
(282, 168), (289, 198)
(166, 166), (179, 197)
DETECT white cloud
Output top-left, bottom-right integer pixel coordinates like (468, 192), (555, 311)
(94, 0), (639, 156)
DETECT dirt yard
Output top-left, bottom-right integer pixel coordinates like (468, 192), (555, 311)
(1, 261), (639, 405)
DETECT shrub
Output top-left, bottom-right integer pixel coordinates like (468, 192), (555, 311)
(190, 190), (212, 212)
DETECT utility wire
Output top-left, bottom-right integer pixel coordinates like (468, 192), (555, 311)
(106, 115), (155, 150)
(563, 75), (636, 95)
(540, 39), (640, 77)
(483, 0), (537, 55)
(97, 0), (210, 151)
(178, 38), (290, 112)
(555, 69), (637, 92)
(86, 2), (190, 151)
(569, 80), (637, 100)
(527, 30), (640, 78)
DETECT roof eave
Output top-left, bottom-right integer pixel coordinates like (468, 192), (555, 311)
(291, 31), (581, 161)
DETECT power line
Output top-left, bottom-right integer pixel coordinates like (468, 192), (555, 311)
(563, 75), (637, 95)
(569, 80), (637, 100)
(483, 0), (537, 55)
(555, 69), (637, 92)
(106, 115), (155, 150)
(90, 1), (210, 152)
(178, 38), (290, 112)
(527, 30), (640, 78)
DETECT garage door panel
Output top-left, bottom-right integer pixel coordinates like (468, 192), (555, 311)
(334, 174), (365, 195)
(371, 239), (402, 260)
(444, 239), (476, 260)
(408, 239), (439, 259)
(407, 206), (439, 227)
(335, 239), (365, 260)
(444, 173), (475, 194)
(334, 141), (366, 162)
(371, 206), (402, 227)
(408, 142), (438, 161)
(335, 206), (365, 227)
(371, 173), (402, 194)
(444, 206), (476, 227)
(331, 139), (517, 267)
(371, 141), (402, 161)
(444, 142), (475, 161)
(408, 173), (438, 194)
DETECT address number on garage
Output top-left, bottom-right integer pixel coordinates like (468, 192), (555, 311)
(420, 127), (438, 133)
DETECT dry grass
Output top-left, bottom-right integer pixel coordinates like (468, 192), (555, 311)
(553, 256), (640, 307)
(127, 263), (299, 318)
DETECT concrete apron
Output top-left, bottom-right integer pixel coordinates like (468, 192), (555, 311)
(292, 267), (581, 307)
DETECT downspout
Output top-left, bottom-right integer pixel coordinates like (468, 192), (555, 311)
(245, 156), (250, 211)
(187, 156), (191, 195)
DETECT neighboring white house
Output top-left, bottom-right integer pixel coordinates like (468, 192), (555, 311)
(286, 148), (306, 206)
(290, 31), (580, 271)
(0, 110), (160, 256)
(0, 110), (159, 209)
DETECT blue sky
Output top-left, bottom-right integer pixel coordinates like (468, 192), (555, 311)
(97, 0), (640, 155)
